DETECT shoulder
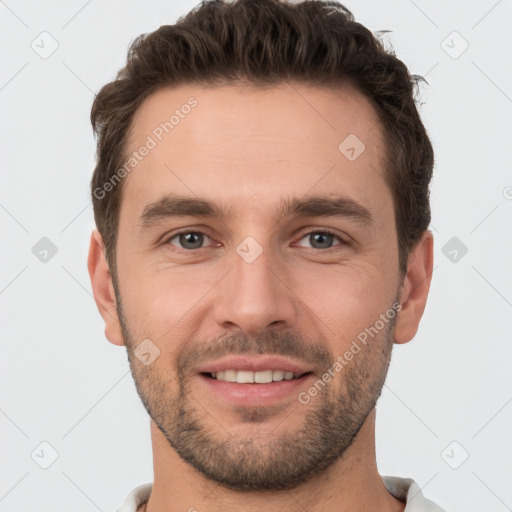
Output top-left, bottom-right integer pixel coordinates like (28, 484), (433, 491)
(115, 483), (153, 512)
(382, 475), (447, 512)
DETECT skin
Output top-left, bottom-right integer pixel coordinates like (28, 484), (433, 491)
(88, 82), (433, 512)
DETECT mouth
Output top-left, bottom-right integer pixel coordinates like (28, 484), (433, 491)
(195, 355), (315, 406)
(202, 369), (311, 383)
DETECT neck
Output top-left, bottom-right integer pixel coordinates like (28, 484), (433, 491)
(143, 410), (405, 512)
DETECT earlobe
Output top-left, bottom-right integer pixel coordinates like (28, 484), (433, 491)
(394, 230), (434, 344)
(87, 229), (125, 347)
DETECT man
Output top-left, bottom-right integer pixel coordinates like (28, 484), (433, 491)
(87, 1), (445, 510)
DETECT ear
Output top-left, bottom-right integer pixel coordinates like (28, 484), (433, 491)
(87, 229), (125, 346)
(394, 230), (434, 344)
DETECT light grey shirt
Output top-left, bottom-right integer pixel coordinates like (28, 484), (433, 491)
(116, 476), (447, 511)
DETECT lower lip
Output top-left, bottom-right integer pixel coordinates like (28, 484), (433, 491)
(198, 373), (314, 407)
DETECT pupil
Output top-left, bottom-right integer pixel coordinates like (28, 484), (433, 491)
(311, 233), (333, 249)
(181, 232), (203, 249)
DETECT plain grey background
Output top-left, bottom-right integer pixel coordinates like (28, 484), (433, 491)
(1, 1), (511, 511)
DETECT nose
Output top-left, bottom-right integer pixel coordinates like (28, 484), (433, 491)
(213, 244), (298, 336)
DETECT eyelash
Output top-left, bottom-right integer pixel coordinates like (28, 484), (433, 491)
(164, 228), (349, 252)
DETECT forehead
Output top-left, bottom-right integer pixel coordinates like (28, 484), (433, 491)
(120, 82), (391, 225)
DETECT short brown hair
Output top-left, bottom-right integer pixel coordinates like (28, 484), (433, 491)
(90, 0), (433, 278)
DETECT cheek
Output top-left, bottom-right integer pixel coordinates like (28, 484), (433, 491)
(118, 265), (217, 352)
(294, 264), (396, 351)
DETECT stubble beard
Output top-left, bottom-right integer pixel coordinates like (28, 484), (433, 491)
(116, 295), (396, 492)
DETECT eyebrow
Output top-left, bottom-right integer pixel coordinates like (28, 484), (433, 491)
(139, 193), (372, 228)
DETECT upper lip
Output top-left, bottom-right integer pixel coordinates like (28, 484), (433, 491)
(195, 355), (314, 376)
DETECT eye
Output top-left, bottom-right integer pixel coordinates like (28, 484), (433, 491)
(166, 230), (212, 250)
(164, 229), (348, 252)
(294, 230), (345, 250)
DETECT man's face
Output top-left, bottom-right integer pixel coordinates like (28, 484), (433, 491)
(112, 82), (402, 490)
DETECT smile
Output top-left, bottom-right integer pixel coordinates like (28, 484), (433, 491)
(207, 369), (307, 383)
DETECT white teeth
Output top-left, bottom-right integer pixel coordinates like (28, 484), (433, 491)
(216, 370), (237, 382)
(236, 370), (254, 384)
(211, 369), (302, 383)
(254, 370), (273, 383)
(272, 369), (284, 381)
(223, 369), (237, 382)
